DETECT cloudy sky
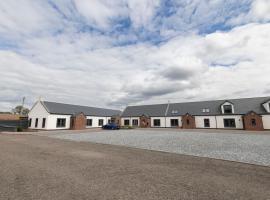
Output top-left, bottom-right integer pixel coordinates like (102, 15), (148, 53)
(0, 0), (270, 111)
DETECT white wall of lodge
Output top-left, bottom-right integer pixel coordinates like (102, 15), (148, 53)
(121, 117), (183, 128)
(151, 117), (166, 127)
(121, 117), (140, 126)
(122, 115), (245, 129)
(28, 101), (113, 130)
(216, 115), (244, 129)
(195, 116), (217, 129)
(86, 116), (111, 128)
(47, 114), (71, 129)
(165, 117), (182, 128)
(262, 115), (270, 129)
(28, 101), (50, 130)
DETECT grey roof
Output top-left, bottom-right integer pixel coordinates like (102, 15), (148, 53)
(42, 101), (121, 117)
(121, 104), (169, 117)
(121, 97), (270, 117)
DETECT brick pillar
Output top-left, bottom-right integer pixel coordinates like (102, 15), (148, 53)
(112, 115), (121, 126)
(140, 115), (151, 128)
(243, 111), (264, 131)
(71, 113), (86, 130)
(182, 114), (196, 129)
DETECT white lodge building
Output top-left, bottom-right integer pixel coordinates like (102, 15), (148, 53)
(121, 97), (270, 131)
(28, 101), (121, 130)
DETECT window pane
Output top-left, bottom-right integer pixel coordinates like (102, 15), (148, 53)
(224, 105), (232, 114)
(98, 119), (104, 126)
(56, 118), (66, 128)
(132, 119), (138, 126)
(224, 119), (236, 128)
(87, 119), (92, 126)
(170, 119), (179, 127)
(204, 119), (210, 127)
(124, 120), (130, 126)
(35, 118), (38, 128)
(42, 118), (46, 128)
(154, 119), (160, 126)
(251, 119), (256, 126)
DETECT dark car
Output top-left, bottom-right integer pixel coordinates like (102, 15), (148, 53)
(102, 123), (120, 130)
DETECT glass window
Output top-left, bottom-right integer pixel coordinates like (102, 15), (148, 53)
(223, 119), (236, 128)
(35, 118), (38, 128)
(170, 119), (179, 127)
(204, 119), (210, 128)
(132, 119), (138, 126)
(42, 118), (46, 128)
(56, 118), (66, 128)
(87, 119), (92, 126)
(98, 119), (104, 126)
(124, 119), (130, 126)
(223, 105), (233, 114)
(153, 119), (161, 126)
(171, 110), (178, 114)
(29, 118), (32, 127)
(251, 119), (256, 126)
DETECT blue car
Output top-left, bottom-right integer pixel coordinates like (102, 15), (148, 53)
(102, 123), (120, 130)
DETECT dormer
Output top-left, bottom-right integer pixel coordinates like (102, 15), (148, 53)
(221, 101), (234, 114)
(262, 99), (270, 113)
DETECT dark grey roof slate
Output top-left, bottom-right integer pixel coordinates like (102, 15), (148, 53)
(121, 104), (169, 117)
(42, 101), (121, 117)
(121, 97), (270, 117)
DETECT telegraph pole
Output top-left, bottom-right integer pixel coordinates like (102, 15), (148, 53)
(20, 97), (25, 116)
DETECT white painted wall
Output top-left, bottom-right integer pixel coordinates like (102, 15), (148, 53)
(121, 117), (140, 126)
(151, 117), (166, 127)
(262, 115), (270, 129)
(28, 101), (50, 129)
(216, 115), (243, 129)
(195, 116), (217, 129)
(47, 114), (71, 130)
(86, 116), (111, 128)
(165, 117), (182, 128)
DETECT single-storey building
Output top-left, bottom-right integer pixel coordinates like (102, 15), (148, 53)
(28, 100), (121, 130)
(121, 97), (270, 131)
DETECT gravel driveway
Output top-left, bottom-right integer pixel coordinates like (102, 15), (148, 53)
(50, 129), (270, 166)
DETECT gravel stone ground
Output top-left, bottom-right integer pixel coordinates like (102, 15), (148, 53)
(50, 129), (270, 166)
(1, 134), (270, 200)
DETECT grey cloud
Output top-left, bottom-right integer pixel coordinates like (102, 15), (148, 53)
(109, 81), (195, 106)
(161, 67), (195, 80)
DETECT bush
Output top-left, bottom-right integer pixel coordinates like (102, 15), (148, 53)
(120, 126), (134, 129)
(17, 127), (23, 132)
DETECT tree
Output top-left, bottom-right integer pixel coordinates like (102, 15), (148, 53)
(12, 105), (30, 116)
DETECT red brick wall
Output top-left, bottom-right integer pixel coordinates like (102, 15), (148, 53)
(243, 112), (264, 131)
(140, 116), (151, 128)
(182, 114), (196, 129)
(71, 113), (86, 130)
(112, 116), (121, 126)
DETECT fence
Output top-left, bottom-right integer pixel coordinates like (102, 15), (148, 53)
(0, 119), (28, 132)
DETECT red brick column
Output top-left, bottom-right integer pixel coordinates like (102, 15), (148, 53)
(140, 116), (151, 128)
(182, 114), (196, 129)
(71, 113), (86, 130)
(243, 111), (264, 131)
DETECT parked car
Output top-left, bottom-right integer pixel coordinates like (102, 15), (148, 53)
(102, 123), (120, 130)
